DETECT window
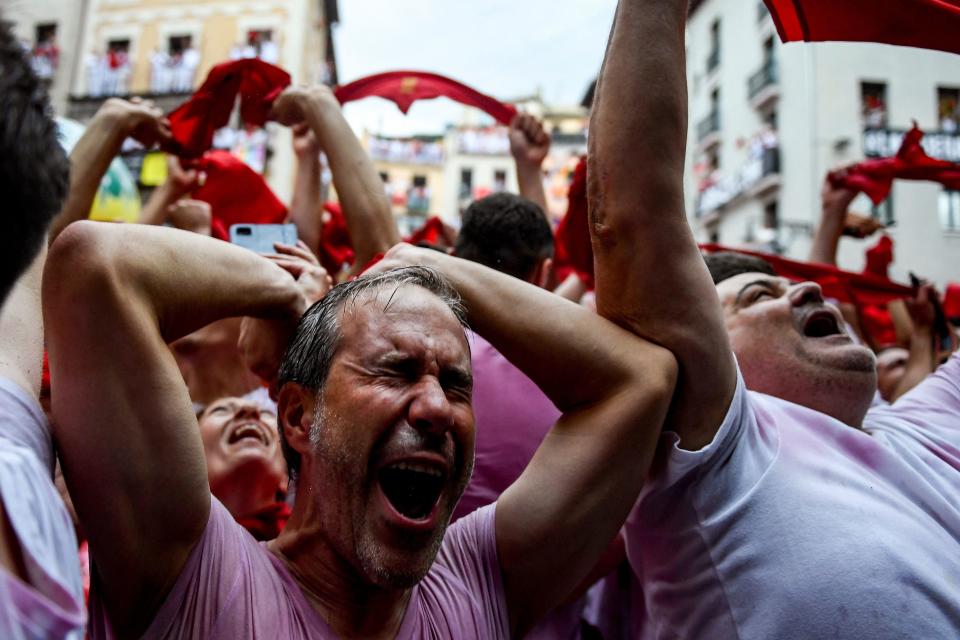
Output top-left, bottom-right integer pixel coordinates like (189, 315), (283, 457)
(861, 82), (888, 129)
(763, 201), (779, 230)
(706, 146), (720, 171)
(31, 23), (58, 80)
(246, 29), (278, 63)
(35, 23), (57, 45)
(407, 175), (430, 214)
(707, 20), (721, 72)
(871, 189), (895, 226)
(938, 87), (960, 133)
(459, 168), (473, 199)
(939, 190), (960, 231)
(493, 169), (507, 192)
(168, 34), (192, 55)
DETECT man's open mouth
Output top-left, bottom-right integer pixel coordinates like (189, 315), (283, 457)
(378, 461), (446, 521)
(802, 310), (843, 338)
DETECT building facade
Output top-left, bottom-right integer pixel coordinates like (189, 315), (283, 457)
(36, 0), (339, 203)
(363, 92), (588, 229)
(5, 0), (88, 115)
(687, 0), (960, 286)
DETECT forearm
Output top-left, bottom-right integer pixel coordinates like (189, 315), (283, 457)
(139, 182), (180, 226)
(421, 252), (649, 410)
(809, 198), (848, 266)
(515, 159), (548, 215)
(891, 329), (936, 401)
(590, 0), (687, 236)
(288, 155), (323, 252)
(49, 113), (127, 242)
(302, 101), (399, 267)
(553, 272), (588, 303)
(47, 222), (304, 343)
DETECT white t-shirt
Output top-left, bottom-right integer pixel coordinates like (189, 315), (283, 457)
(0, 379), (85, 639)
(626, 355), (960, 639)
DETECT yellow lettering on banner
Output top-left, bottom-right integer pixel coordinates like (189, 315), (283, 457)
(400, 77), (419, 94)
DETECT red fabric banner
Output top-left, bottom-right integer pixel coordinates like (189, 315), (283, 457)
(334, 71), (517, 125)
(552, 157), (594, 289)
(191, 150), (288, 240)
(830, 125), (960, 204)
(164, 59), (290, 159)
(764, 0), (960, 56)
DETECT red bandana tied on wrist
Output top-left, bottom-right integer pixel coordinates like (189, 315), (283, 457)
(764, 0), (960, 56)
(829, 125), (960, 205)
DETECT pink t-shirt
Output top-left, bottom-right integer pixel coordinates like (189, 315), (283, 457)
(453, 332), (561, 522)
(90, 499), (508, 639)
(626, 354), (960, 639)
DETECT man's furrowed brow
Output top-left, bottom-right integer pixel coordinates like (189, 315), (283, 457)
(441, 364), (473, 392)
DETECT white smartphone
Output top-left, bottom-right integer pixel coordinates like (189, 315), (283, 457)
(229, 223), (298, 254)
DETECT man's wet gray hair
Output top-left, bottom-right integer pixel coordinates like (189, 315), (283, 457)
(276, 265), (469, 477)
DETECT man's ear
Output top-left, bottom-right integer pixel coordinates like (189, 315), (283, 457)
(277, 382), (317, 461)
(532, 257), (553, 289)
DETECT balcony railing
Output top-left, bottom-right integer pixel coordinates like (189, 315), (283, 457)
(748, 61), (778, 100)
(697, 111), (721, 143)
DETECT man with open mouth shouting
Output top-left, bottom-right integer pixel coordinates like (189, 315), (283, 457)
(44, 86), (677, 640)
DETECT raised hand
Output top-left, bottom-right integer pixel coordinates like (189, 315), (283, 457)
(509, 113), (551, 168)
(270, 85), (340, 127)
(842, 212), (885, 238)
(167, 155), (204, 196)
(292, 122), (322, 159)
(264, 240), (333, 307)
(100, 97), (172, 147)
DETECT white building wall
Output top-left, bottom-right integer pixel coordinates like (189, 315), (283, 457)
(686, 0), (960, 287)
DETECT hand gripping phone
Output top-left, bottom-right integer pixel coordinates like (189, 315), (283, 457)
(229, 223), (298, 254)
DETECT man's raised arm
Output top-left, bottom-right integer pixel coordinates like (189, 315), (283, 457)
(273, 86), (400, 277)
(590, 0), (736, 449)
(371, 244), (676, 636)
(43, 223), (304, 637)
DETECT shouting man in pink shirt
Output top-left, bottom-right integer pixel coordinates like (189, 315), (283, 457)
(45, 83), (678, 640)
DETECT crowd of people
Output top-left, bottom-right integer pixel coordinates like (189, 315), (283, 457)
(1, 1), (959, 638)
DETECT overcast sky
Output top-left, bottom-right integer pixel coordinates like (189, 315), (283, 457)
(334, 0), (619, 136)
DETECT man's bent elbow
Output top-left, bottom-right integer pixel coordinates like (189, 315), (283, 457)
(44, 221), (121, 316)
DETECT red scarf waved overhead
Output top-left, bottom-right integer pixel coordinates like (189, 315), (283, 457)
(829, 125), (960, 205)
(164, 59), (291, 159)
(191, 151), (288, 241)
(334, 71), (517, 125)
(764, 0), (960, 56)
